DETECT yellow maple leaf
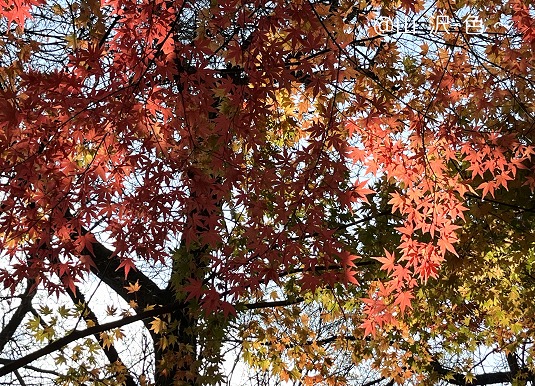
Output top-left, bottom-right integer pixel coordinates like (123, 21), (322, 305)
(100, 332), (112, 349)
(150, 318), (166, 334)
(124, 280), (141, 294)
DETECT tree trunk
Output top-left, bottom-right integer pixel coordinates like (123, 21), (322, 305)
(153, 165), (222, 386)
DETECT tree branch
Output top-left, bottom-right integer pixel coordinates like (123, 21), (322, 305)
(466, 193), (535, 214)
(75, 221), (165, 309)
(0, 304), (174, 378)
(65, 286), (137, 386)
(242, 297), (304, 310)
(13, 370), (26, 386)
(0, 279), (36, 353)
(52, 210), (167, 312)
(0, 359), (61, 377)
(361, 376), (387, 386)
(430, 359), (532, 385)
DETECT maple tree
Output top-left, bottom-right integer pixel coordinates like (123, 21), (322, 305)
(1, 0), (535, 384)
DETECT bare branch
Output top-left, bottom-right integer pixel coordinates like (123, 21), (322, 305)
(430, 359), (534, 385)
(13, 370), (26, 386)
(242, 297), (304, 310)
(0, 359), (61, 377)
(361, 377), (387, 386)
(0, 280), (36, 353)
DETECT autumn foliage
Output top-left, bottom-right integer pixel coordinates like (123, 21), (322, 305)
(1, 0), (535, 384)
